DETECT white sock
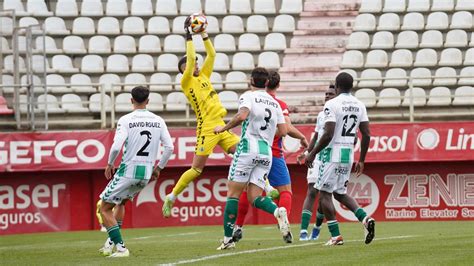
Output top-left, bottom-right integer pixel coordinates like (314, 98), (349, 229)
(273, 207), (282, 218)
(167, 193), (176, 202)
(104, 237), (113, 247)
(116, 242), (127, 251)
(224, 236), (233, 243)
(300, 229), (308, 233)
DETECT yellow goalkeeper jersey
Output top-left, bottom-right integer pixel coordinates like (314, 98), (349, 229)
(181, 38), (227, 135)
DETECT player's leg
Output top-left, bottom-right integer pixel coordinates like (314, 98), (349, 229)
(218, 130), (240, 155)
(268, 157), (292, 215)
(100, 200), (129, 256)
(315, 162), (343, 246)
(267, 157), (293, 242)
(319, 191), (343, 246)
(234, 179), (278, 242)
(96, 199), (106, 232)
(98, 177), (123, 256)
(233, 188), (249, 242)
(300, 183), (318, 241)
(333, 186), (375, 244)
(113, 200), (127, 229)
(162, 155), (207, 217)
(217, 153), (251, 250)
(108, 179), (148, 257)
(248, 163), (293, 243)
(218, 180), (246, 249)
(163, 133), (224, 217)
(311, 202), (324, 240)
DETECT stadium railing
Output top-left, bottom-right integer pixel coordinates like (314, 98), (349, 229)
(2, 74), (472, 131)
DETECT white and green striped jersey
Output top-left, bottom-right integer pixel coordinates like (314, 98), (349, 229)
(108, 109), (174, 180)
(237, 90), (285, 155)
(320, 93), (368, 163)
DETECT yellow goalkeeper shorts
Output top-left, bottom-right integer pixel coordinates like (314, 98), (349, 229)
(195, 131), (240, 156)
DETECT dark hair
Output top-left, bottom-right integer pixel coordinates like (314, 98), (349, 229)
(267, 70), (280, 90)
(335, 72), (354, 92)
(178, 56), (198, 74)
(251, 67), (268, 88)
(178, 56), (187, 74)
(131, 86), (150, 104)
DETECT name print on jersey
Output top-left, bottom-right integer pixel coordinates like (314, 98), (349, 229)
(129, 122), (161, 129)
(255, 97), (280, 108)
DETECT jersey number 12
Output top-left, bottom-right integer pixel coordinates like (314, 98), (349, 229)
(341, 115), (357, 137)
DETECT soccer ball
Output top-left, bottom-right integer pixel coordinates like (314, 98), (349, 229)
(189, 13), (208, 33)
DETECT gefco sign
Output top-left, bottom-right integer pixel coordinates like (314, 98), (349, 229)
(0, 131), (112, 172)
(0, 122), (473, 172)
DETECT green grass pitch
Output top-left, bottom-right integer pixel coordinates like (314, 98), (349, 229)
(1, 221), (473, 265)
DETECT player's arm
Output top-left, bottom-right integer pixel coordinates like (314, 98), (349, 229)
(152, 121), (175, 180)
(306, 121), (335, 168)
(182, 17), (196, 85)
(305, 103), (336, 168)
(215, 107), (250, 133)
(201, 31), (215, 78)
(297, 132), (317, 164)
(215, 92), (251, 133)
(355, 106), (370, 176)
(105, 119), (128, 179)
(275, 105), (287, 137)
(286, 116), (308, 148)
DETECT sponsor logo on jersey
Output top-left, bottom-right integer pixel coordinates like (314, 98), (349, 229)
(252, 158), (270, 166)
(334, 166), (350, 175)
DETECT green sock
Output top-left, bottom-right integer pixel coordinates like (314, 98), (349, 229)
(315, 211), (325, 227)
(224, 197), (239, 238)
(300, 210), (312, 231)
(117, 220), (123, 229)
(107, 225), (123, 245)
(253, 196), (278, 215)
(327, 220), (340, 238)
(354, 208), (367, 222)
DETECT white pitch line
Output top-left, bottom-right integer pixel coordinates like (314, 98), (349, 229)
(133, 232), (202, 240)
(160, 235), (417, 266)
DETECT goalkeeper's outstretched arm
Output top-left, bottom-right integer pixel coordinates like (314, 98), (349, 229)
(182, 20), (196, 85)
(201, 31), (216, 78)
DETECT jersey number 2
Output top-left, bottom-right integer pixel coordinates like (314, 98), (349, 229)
(137, 130), (152, 156)
(341, 115), (357, 137)
(260, 108), (272, 130)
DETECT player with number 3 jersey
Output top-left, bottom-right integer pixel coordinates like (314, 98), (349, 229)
(214, 68), (291, 250)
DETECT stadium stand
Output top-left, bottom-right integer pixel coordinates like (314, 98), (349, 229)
(341, 0), (474, 120)
(0, 0), (473, 130)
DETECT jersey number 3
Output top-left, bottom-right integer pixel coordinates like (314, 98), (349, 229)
(260, 108), (272, 130)
(342, 115), (357, 137)
(137, 130), (152, 156)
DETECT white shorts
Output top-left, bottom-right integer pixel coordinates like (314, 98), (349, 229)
(306, 160), (321, 184)
(228, 153), (272, 190)
(315, 161), (352, 194)
(100, 176), (149, 205)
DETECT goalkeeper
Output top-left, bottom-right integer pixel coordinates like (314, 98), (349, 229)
(162, 16), (240, 217)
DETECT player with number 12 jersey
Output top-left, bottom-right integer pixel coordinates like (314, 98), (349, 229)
(315, 90), (368, 193)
